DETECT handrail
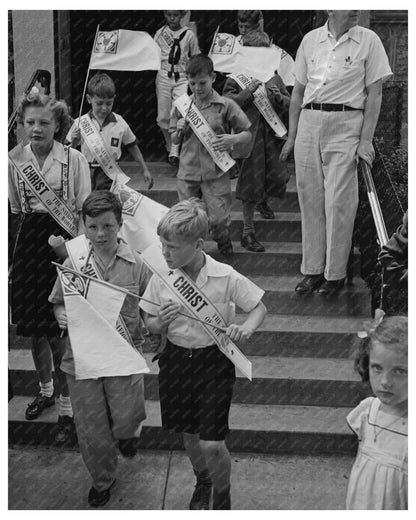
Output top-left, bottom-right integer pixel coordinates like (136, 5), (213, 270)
(359, 159), (389, 247)
(8, 69), (51, 135)
(359, 158), (390, 310)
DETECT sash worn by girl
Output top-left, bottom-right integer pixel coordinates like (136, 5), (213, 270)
(8, 154), (78, 238)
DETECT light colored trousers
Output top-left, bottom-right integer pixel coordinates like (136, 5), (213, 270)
(177, 174), (232, 243)
(155, 69), (188, 151)
(67, 373), (145, 491)
(294, 108), (363, 280)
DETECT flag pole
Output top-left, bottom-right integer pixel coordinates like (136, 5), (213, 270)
(208, 25), (220, 57)
(53, 262), (227, 334)
(77, 24), (101, 126)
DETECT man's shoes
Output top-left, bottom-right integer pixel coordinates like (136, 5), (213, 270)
(295, 274), (325, 293)
(213, 487), (231, 510)
(241, 233), (265, 252)
(88, 481), (115, 508)
(217, 239), (233, 258)
(25, 393), (55, 420)
(118, 438), (139, 458)
(317, 278), (345, 295)
(189, 471), (212, 510)
(255, 201), (275, 219)
(54, 415), (74, 445)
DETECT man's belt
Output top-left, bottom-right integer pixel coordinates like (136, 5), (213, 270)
(304, 103), (362, 112)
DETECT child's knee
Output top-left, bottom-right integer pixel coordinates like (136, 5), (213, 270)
(200, 439), (226, 457)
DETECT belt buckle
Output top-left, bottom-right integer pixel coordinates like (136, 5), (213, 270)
(185, 348), (193, 358)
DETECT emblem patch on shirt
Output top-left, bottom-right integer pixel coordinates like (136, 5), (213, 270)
(211, 33), (235, 55)
(95, 31), (119, 54)
(111, 137), (119, 147)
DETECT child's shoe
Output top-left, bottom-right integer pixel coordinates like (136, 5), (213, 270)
(25, 393), (55, 420)
(255, 200), (275, 219)
(213, 486), (231, 509)
(217, 239), (233, 258)
(88, 481), (116, 508)
(54, 415), (75, 445)
(118, 438), (139, 458)
(189, 469), (212, 510)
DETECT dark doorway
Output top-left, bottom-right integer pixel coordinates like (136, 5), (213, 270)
(68, 10), (314, 159)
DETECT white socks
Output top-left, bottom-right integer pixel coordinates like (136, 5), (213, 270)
(59, 395), (73, 418)
(40, 380), (54, 398)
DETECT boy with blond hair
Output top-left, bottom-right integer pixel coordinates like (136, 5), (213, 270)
(140, 198), (267, 509)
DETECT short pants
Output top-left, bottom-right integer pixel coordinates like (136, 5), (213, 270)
(158, 340), (236, 440)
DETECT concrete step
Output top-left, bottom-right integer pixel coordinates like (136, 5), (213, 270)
(9, 313), (366, 359)
(204, 241), (360, 277)
(8, 396), (357, 454)
(9, 350), (369, 408)
(252, 275), (370, 317)
(125, 162), (300, 212)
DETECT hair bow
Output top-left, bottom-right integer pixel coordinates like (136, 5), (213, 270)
(357, 308), (385, 338)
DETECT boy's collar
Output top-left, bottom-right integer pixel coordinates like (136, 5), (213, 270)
(192, 89), (225, 108)
(89, 109), (117, 127)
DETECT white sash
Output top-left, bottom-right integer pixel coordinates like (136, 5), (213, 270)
(175, 94), (236, 173)
(79, 114), (130, 185)
(229, 73), (287, 138)
(141, 243), (252, 380)
(65, 235), (135, 347)
(8, 154), (78, 237)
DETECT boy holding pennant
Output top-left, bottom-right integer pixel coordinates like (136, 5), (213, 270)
(139, 199), (267, 510)
(67, 73), (153, 191)
(170, 54), (251, 258)
(223, 30), (291, 252)
(49, 191), (151, 508)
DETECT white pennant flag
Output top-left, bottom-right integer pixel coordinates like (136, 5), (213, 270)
(90, 30), (161, 71)
(59, 269), (149, 380)
(209, 33), (282, 83)
(112, 182), (169, 252)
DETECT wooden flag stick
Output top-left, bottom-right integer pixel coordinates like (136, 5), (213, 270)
(52, 262), (227, 334)
(77, 24), (101, 126)
(208, 25), (220, 56)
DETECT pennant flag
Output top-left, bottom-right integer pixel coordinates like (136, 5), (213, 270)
(90, 30), (161, 71)
(112, 182), (169, 252)
(209, 33), (282, 83)
(58, 269), (149, 380)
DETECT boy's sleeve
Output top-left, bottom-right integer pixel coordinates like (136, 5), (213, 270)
(188, 31), (200, 56)
(118, 115), (137, 146)
(138, 274), (161, 316)
(229, 270), (265, 312)
(71, 149), (92, 212)
(66, 120), (77, 144)
(222, 78), (253, 109)
(225, 98), (251, 134)
(265, 74), (291, 114)
(48, 258), (73, 305)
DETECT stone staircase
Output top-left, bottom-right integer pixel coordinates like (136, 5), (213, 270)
(8, 161), (372, 454)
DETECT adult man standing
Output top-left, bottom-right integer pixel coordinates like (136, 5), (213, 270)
(280, 11), (392, 295)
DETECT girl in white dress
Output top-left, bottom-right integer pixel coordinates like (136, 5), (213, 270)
(346, 312), (408, 509)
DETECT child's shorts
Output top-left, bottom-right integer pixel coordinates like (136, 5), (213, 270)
(158, 340), (236, 441)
